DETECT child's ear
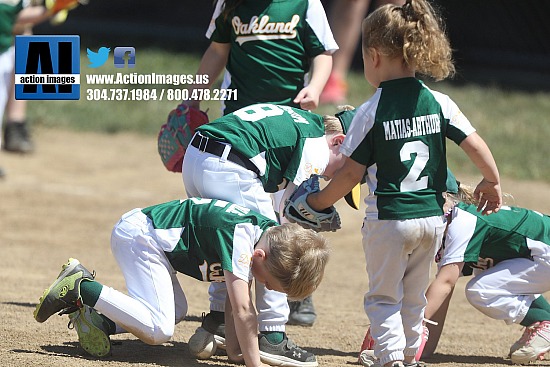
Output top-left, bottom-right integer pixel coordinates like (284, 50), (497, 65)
(332, 133), (345, 146)
(371, 48), (381, 67)
(253, 248), (267, 260)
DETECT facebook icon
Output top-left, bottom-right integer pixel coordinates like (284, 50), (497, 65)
(113, 47), (135, 68)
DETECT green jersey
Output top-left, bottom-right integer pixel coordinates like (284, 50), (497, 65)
(0, 0), (25, 53)
(197, 103), (329, 193)
(440, 202), (550, 276)
(341, 78), (476, 220)
(140, 197), (277, 283)
(207, 0), (337, 114)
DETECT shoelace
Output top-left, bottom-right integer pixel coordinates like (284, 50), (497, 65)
(518, 326), (534, 345)
(526, 321), (550, 344)
(59, 303), (81, 317)
(67, 308), (82, 330)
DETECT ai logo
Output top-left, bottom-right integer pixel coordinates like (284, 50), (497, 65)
(113, 47), (136, 68)
(14, 35), (80, 100)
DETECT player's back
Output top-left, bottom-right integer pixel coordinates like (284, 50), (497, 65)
(344, 77), (453, 220)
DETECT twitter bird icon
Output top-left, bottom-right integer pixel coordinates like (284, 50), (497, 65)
(87, 47), (111, 68)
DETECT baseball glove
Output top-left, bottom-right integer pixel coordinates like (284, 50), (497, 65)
(45, 0), (88, 25)
(46, 0), (82, 13)
(284, 175), (341, 232)
(158, 103), (209, 172)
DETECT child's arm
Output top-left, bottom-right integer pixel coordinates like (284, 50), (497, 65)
(224, 295), (240, 362)
(186, 41), (230, 110)
(422, 262), (463, 358)
(293, 52), (332, 110)
(224, 270), (269, 367)
(459, 132), (502, 215)
(16, 6), (51, 25)
(307, 157), (365, 211)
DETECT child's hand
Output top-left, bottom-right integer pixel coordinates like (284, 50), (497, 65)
(474, 178), (502, 215)
(294, 86), (320, 110)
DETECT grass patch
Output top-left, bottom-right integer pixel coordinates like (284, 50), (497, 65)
(26, 47), (550, 181)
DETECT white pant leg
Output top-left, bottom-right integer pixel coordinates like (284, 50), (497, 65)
(465, 254), (550, 325)
(173, 271), (188, 325)
(254, 281), (289, 332)
(94, 210), (183, 345)
(0, 47), (15, 141)
(363, 216), (444, 365)
(182, 144), (288, 331)
(401, 217), (444, 357)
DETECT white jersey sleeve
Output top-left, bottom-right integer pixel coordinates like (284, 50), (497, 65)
(230, 223), (260, 282)
(305, 0), (338, 54)
(206, 0), (225, 39)
(291, 136), (329, 185)
(427, 88), (476, 139)
(439, 207), (478, 267)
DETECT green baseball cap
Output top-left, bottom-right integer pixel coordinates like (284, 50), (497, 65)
(335, 109), (357, 134)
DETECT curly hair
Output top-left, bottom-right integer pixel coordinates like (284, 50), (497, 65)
(446, 182), (513, 209)
(361, 0), (455, 81)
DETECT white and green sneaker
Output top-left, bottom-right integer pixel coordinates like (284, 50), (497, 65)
(34, 258), (94, 323)
(510, 321), (550, 364)
(68, 305), (111, 357)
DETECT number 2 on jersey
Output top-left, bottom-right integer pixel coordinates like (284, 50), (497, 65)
(400, 141), (429, 192)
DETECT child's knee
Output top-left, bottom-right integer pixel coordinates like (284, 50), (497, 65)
(139, 325), (174, 345)
(174, 299), (188, 325)
(464, 279), (485, 309)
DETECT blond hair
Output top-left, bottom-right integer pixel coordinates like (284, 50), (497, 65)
(362, 0), (455, 81)
(263, 223), (330, 300)
(322, 105), (355, 135)
(446, 183), (514, 207)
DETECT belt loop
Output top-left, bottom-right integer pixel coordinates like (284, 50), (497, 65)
(198, 134), (208, 152)
(220, 144), (231, 162)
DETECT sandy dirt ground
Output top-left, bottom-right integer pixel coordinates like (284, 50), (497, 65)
(1, 127), (550, 367)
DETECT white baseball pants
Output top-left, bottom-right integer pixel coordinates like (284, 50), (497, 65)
(362, 215), (445, 365)
(465, 238), (550, 325)
(182, 143), (289, 332)
(94, 209), (188, 344)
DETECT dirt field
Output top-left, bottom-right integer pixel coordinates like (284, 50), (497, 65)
(1, 127), (549, 367)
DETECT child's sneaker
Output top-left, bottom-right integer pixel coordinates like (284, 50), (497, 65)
(358, 326), (377, 365)
(258, 333), (317, 367)
(34, 258), (95, 323)
(415, 324), (430, 361)
(358, 349), (379, 367)
(3, 120), (34, 153)
(319, 73), (348, 104)
(68, 305), (111, 357)
(288, 295), (316, 326)
(359, 322), (430, 366)
(510, 321), (550, 364)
